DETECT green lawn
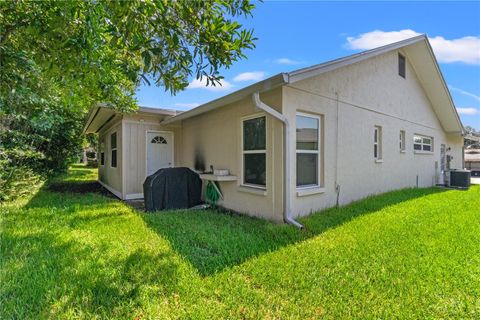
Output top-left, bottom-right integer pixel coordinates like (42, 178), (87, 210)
(1, 164), (479, 319)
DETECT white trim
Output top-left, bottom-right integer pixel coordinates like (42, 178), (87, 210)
(162, 74), (287, 125)
(125, 193), (144, 200)
(287, 35), (427, 83)
(238, 186), (267, 196)
(150, 35), (462, 135)
(145, 130), (174, 178)
(240, 113), (267, 189)
(295, 112), (322, 189)
(414, 150), (434, 155)
(296, 187), (325, 197)
(122, 120), (162, 126)
(121, 120), (126, 199)
(98, 179), (123, 199)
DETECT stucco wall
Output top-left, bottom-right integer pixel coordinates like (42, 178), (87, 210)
(98, 120), (123, 197)
(285, 49), (464, 217)
(179, 89), (285, 222)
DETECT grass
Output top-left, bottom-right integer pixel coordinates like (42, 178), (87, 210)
(1, 164), (479, 319)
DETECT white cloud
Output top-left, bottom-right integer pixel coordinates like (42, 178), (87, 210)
(233, 71), (265, 82)
(274, 58), (302, 65)
(174, 103), (200, 109)
(457, 107), (479, 115)
(449, 86), (480, 102)
(346, 29), (480, 64)
(187, 78), (233, 91)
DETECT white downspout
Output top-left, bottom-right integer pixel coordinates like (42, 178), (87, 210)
(252, 93), (304, 229)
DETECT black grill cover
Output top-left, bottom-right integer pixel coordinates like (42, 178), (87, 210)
(143, 167), (202, 211)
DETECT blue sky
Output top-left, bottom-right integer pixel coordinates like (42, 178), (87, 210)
(136, 1), (480, 129)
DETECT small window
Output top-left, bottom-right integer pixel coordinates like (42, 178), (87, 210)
(398, 53), (406, 78)
(399, 130), (406, 152)
(242, 116), (266, 187)
(100, 140), (105, 165)
(374, 126), (382, 160)
(296, 114), (320, 188)
(111, 132), (117, 168)
(413, 134), (433, 152)
(151, 136), (167, 144)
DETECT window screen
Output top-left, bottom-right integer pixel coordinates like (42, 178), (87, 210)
(242, 116), (266, 187)
(296, 114), (320, 187)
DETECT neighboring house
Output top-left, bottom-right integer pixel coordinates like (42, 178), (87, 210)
(465, 149), (480, 174)
(83, 35), (464, 225)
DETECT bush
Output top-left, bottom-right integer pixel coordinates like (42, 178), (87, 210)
(0, 152), (42, 202)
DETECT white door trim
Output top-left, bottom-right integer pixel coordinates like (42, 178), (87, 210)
(145, 130), (174, 178)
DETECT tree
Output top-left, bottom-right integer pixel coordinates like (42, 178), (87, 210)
(0, 0), (257, 200)
(464, 126), (480, 148)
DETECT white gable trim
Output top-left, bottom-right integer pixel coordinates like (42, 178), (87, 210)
(161, 35), (463, 135)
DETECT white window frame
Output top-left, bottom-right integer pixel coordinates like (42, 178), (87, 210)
(399, 130), (406, 152)
(296, 112), (321, 189)
(110, 131), (118, 168)
(413, 134), (433, 153)
(241, 114), (267, 189)
(374, 125), (383, 161)
(100, 139), (105, 166)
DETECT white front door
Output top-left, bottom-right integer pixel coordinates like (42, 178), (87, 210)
(146, 131), (173, 176)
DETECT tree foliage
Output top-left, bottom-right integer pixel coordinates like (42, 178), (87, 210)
(0, 0), (256, 201)
(464, 126), (480, 148)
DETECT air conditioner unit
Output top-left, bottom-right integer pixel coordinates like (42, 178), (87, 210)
(449, 169), (471, 189)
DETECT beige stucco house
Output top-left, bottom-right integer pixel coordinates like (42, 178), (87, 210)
(83, 35), (464, 226)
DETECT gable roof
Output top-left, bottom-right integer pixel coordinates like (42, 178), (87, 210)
(162, 35), (463, 134)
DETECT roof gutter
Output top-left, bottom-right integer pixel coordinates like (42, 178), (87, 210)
(252, 92), (304, 229)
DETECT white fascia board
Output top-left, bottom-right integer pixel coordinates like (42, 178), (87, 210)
(161, 73), (288, 125)
(422, 38), (464, 134)
(287, 35), (427, 83)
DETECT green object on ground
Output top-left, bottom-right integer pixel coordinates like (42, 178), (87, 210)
(205, 181), (220, 205)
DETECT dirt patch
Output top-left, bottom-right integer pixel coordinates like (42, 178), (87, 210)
(46, 181), (115, 197)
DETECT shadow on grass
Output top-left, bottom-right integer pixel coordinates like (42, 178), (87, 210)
(2, 166), (450, 318)
(1, 191), (181, 319)
(142, 187), (447, 276)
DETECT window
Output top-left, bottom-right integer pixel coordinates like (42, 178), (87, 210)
(100, 140), (105, 166)
(399, 130), (406, 152)
(413, 134), (433, 152)
(151, 136), (167, 144)
(242, 116), (266, 187)
(374, 126), (382, 160)
(110, 132), (117, 168)
(296, 114), (320, 188)
(398, 53), (406, 78)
